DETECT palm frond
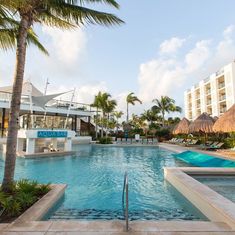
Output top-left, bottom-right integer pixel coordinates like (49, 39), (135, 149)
(26, 29), (49, 55)
(79, 0), (119, 9)
(46, 2), (124, 26)
(36, 10), (75, 29)
(0, 28), (16, 50)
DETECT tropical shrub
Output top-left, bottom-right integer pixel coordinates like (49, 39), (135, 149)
(0, 179), (50, 222)
(98, 137), (113, 144)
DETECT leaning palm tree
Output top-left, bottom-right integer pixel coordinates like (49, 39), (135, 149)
(126, 92), (142, 122)
(152, 96), (182, 127)
(1, 0), (123, 191)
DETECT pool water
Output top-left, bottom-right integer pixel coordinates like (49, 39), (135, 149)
(173, 151), (235, 167)
(0, 145), (205, 221)
(195, 176), (235, 203)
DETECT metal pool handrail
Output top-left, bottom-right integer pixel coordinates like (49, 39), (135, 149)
(122, 171), (129, 231)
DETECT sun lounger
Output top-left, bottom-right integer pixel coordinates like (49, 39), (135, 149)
(205, 142), (224, 150)
(116, 138), (122, 144)
(142, 138), (148, 144)
(186, 139), (198, 146)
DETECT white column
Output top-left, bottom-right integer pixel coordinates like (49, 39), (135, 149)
(26, 138), (35, 154)
(51, 138), (58, 150)
(17, 138), (24, 152)
(64, 138), (72, 151)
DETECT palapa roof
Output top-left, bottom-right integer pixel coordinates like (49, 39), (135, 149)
(172, 117), (190, 135)
(213, 104), (235, 133)
(189, 112), (215, 133)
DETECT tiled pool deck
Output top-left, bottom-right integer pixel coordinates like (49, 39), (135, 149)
(2, 143), (235, 234)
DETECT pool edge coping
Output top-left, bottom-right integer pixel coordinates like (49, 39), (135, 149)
(164, 167), (235, 229)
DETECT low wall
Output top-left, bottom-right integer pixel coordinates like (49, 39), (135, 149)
(72, 136), (92, 144)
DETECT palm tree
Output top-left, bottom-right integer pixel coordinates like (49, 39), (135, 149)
(113, 111), (123, 134)
(152, 96), (182, 127)
(91, 95), (101, 139)
(126, 92), (142, 122)
(104, 99), (117, 137)
(1, 0), (123, 191)
(141, 109), (160, 125)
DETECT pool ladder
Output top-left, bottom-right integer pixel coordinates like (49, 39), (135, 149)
(122, 171), (129, 231)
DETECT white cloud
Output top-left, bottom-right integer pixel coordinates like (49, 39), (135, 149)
(138, 25), (235, 113)
(42, 26), (86, 66)
(160, 37), (186, 54)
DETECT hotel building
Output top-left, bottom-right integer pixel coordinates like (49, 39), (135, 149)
(184, 61), (235, 121)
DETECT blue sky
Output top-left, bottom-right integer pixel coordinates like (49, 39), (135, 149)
(1, 0), (235, 117)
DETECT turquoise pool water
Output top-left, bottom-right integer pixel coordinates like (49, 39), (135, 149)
(0, 145), (205, 221)
(173, 151), (235, 167)
(195, 176), (235, 203)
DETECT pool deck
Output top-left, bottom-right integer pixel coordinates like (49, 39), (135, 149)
(0, 220), (235, 234)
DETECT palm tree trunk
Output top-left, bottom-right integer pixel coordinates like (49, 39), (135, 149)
(95, 107), (98, 139)
(126, 102), (129, 122)
(101, 111), (104, 138)
(162, 111), (165, 127)
(2, 16), (30, 192)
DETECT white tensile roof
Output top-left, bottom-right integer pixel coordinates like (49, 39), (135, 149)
(0, 81), (43, 96)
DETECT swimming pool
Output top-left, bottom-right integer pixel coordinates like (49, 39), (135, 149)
(0, 145), (205, 221)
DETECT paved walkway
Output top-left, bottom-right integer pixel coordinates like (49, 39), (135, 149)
(0, 221), (235, 235)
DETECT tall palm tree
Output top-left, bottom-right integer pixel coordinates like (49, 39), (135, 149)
(91, 95), (101, 139)
(1, 0), (123, 191)
(126, 92), (142, 122)
(113, 111), (123, 134)
(104, 99), (117, 137)
(152, 96), (182, 127)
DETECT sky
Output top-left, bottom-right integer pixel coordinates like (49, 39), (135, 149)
(1, 0), (235, 118)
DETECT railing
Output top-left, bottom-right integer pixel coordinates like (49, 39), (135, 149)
(122, 171), (129, 231)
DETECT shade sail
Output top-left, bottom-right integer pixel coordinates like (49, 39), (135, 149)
(32, 92), (68, 110)
(189, 112), (215, 133)
(172, 117), (190, 134)
(213, 104), (235, 133)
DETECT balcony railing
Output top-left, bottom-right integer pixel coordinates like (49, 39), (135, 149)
(206, 100), (212, 105)
(218, 82), (225, 89)
(219, 95), (226, 101)
(216, 69), (224, 77)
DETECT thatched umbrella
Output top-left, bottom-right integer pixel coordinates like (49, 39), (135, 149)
(189, 113), (215, 143)
(172, 117), (190, 135)
(189, 113), (215, 133)
(213, 104), (235, 133)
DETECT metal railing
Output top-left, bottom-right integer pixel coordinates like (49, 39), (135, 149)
(122, 171), (129, 231)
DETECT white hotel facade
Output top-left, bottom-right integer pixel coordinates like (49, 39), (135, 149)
(184, 61), (235, 121)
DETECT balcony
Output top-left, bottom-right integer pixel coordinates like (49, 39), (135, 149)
(206, 89), (211, 95)
(218, 82), (225, 89)
(220, 107), (227, 114)
(219, 95), (226, 102)
(206, 100), (212, 106)
(216, 69), (224, 77)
